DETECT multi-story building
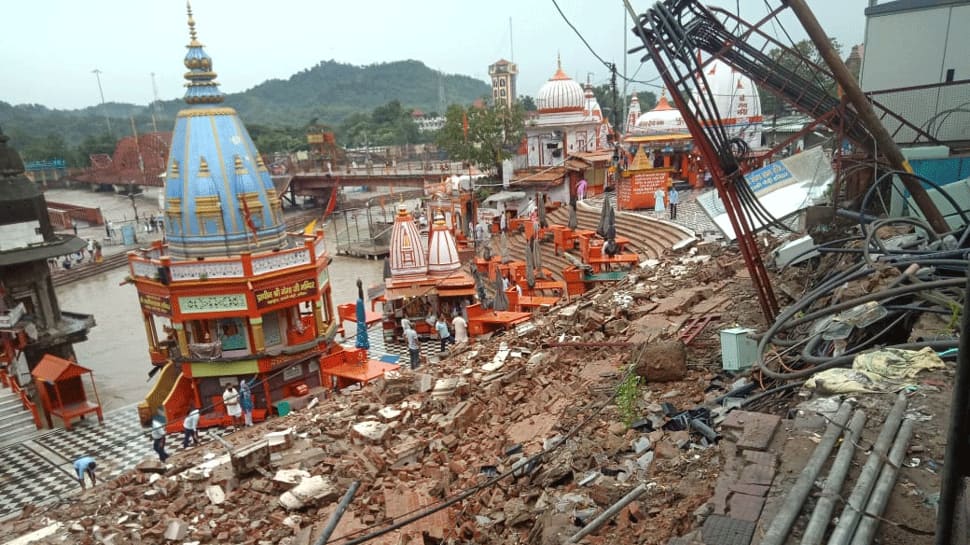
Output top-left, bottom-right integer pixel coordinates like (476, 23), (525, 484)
(489, 59), (518, 109)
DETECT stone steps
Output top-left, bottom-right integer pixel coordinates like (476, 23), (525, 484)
(0, 388), (41, 447)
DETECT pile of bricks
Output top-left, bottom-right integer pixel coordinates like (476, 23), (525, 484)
(0, 244), (788, 545)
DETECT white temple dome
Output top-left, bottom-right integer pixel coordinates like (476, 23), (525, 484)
(427, 214), (461, 276)
(635, 91), (688, 134)
(536, 65), (584, 112)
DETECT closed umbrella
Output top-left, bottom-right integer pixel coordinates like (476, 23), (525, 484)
(596, 194), (611, 238)
(471, 266), (487, 304)
(568, 198), (578, 230)
(533, 234), (544, 279)
(525, 238), (536, 289)
(493, 273), (509, 311)
(537, 193), (548, 229)
(382, 258), (391, 280)
(354, 279), (370, 350)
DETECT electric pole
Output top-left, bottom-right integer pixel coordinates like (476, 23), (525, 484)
(92, 69), (112, 137)
(150, 72), (161, 133)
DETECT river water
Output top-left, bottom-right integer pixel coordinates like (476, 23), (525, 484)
(57, 230), (384, 412)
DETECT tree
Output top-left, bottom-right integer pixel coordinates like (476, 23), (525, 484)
(436, 102), (525, 176)
(758, 38), (842, 117)
(519, 95), (537, 111)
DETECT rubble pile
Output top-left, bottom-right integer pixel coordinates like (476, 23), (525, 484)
(0, 244), (794, 545)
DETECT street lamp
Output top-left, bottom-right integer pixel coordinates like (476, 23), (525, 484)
(129, 193), (139, 244)
(92, 69), (113, 137)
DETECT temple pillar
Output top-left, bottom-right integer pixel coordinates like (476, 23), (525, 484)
(143, 313), (156, 352)
(174, 323), (188, 358)
(312, 301), (325, 335)
(250, 317), (265, 353)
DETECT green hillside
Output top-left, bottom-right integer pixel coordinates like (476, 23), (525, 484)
(0, 59), (490, 164)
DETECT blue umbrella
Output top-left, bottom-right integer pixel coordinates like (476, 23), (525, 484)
(355, 279), (370, 350)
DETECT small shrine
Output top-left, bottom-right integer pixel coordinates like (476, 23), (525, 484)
(31, 354), (103, 431)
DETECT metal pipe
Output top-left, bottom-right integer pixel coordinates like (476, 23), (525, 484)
(935, 262), (970, 544)
(801, 409), (868, 545)
(761, 402), (854, 545)
(851, 419), (915, 545)
(784, 0), (948, 234)
(827, 392), (909, 545)
(567, 483), (648, 543)
(313, 480), (360, 545)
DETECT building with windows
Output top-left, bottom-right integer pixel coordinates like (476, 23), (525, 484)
(127, 5), (394, 430)
(489, 59), (518, 109)
(524, 59), (611, 168)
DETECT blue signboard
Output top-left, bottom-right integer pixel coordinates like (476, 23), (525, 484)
(24, 159), (67, 171)
(744, 161), (795, 195)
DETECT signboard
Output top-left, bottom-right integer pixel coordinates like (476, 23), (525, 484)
(138, 293), (172, 317)
(743, 161), (796, 196)
(255, 278), (318, 309)
(618, 170), (669, 210)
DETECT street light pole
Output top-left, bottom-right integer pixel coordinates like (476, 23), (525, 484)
(129, 193), (139, 244)
(92, 69), (113, 137)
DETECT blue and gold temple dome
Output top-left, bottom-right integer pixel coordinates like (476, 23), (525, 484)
(163, 3), (286, 258)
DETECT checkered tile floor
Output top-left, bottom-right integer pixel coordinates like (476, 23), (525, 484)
(0, 327), (433, 518)
(0, 406), (224, 518)
(340, 325), (448, 363)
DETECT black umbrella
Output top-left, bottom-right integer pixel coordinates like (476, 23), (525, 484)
(533, 234), (544, 279)
(568, 197), (578, 230)
(471, 266), (488, 305)
(537, 193), (548, 229)
(604, 202), (616, 241)
(596, 194), (611, 238)
(493, 273), (509, 311)
(382, 258), (391, 280)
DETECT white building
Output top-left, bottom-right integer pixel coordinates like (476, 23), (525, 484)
(628, 59), (762, 149)
(525, 60), (611, 167)
(861, 0), (970, 143)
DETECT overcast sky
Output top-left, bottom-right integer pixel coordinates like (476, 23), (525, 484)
(1, 0), (871, 110)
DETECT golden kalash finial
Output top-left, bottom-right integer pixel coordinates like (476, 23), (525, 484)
(187, 2), (200, 45)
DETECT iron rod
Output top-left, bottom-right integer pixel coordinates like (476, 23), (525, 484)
(827, 392), (909, 545)
(313, 480), (360, 545)
(851, 419), (915, 545)
(801, 409), (868, 545)
(761, 402), (853, 545)
(567, 483), (648, 543)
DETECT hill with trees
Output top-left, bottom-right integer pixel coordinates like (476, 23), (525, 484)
(0, 59), (490, 165)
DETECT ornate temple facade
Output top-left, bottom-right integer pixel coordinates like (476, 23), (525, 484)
(525, 59), (612, 168)
(127, 6), (383, 429)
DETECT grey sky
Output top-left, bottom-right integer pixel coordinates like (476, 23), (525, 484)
(1, 0), (870, 110)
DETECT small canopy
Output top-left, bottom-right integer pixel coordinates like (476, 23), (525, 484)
(483, 191), (527, 205)
(32, 355), (93, 383)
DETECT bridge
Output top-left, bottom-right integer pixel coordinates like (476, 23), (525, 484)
(276, 161), (482, 203)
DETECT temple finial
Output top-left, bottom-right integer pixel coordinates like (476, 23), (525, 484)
(557, 52), (562, 71)
(187, 2), (198, 44)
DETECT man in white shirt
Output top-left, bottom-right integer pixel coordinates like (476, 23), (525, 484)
(223, 384), (242, 427)
(452, 314), (468, 344)
(405, 326), (420, 369)
(182, 405), (200, 448)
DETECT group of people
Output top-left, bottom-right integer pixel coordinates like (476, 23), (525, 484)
(402, 313), (468, 369)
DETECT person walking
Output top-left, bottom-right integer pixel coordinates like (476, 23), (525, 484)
(668, 186), (679, 220)
(577, 178), (588, 201)
(452, 314), (468, 344)
(223, 383), (242, 427)
(239, 379), (254, 427)
(73, 456), (97, 490)
(182, 405), (200, 448)
(405, 325), (420, 369)
(435, 317), (454, 353)
(151, 408), (169, 463)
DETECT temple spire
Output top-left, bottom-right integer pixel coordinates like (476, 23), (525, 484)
(182, 2), (224, 105)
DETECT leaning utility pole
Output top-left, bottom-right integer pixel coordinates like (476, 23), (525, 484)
(785, 0), (949, 234)
(92, 69), (113, 137)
